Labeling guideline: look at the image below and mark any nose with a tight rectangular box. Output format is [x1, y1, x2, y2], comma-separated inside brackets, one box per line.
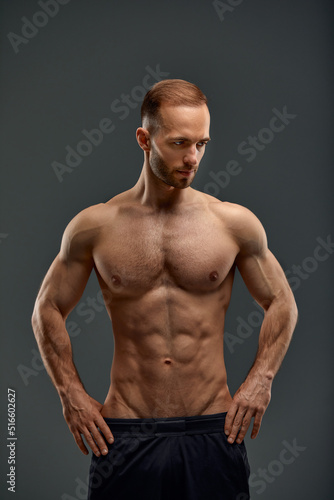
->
[183, 145, 198, 166]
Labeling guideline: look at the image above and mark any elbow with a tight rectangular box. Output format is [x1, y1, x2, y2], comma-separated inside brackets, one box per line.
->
[281, 290, 298, 327]
[31, 296, 50, 334]
[31, 299, 42, 334]
[290, 294, 298, 326]
[267, 290, 298, 326]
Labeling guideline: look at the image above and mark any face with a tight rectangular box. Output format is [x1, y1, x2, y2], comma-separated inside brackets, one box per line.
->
[148, 104, 210, 189]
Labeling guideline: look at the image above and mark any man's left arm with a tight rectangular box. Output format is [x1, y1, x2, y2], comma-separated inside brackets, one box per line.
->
[224, 207, 298, 444]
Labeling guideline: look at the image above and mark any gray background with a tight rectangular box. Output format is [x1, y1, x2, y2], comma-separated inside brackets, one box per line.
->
[1, 0, 333, 499]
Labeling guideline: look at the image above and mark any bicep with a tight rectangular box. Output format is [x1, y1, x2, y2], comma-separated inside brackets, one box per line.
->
[236, 248, 292, 310]
[36, 213, 96, 318]
[37, 253, 93, 318]
[226, 203, 294, 310]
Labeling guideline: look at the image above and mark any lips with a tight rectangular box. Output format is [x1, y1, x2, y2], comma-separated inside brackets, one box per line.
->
[177, 169, 195, 177]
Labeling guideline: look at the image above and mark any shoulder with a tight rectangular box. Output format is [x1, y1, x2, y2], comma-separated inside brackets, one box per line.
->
[64, 192, 131, 231]
[63, 203, 106, 239]
[200, 193, 268, 255]
[63, 188, 146, 240]
[60, 202, 114, 258]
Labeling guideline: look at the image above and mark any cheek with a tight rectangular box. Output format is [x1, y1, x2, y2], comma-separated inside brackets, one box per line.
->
[160, 148, 179, 164]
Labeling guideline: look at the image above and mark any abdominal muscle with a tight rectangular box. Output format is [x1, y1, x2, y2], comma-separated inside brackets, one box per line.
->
[100, 286, 233, 419]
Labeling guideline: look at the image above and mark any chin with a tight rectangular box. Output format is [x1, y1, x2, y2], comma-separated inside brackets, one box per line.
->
[176, 180, 193, 189]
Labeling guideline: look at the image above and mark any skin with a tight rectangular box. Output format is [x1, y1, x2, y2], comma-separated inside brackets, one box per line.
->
[31, 103, 298, 459]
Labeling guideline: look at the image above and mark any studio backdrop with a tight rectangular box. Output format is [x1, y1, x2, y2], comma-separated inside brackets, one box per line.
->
[0, 1, 333, 499]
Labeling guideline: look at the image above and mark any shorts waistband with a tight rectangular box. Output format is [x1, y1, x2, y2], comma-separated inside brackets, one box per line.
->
[103, 411, 227, 435]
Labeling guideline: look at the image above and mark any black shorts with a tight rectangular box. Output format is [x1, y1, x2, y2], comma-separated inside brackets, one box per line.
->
[88, 411, 250, 500]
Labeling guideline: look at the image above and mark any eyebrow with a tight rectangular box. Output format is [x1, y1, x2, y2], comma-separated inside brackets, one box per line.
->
[168, 136, 211, 142]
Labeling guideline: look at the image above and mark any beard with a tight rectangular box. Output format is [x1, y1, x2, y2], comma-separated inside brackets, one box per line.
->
[149, 146, 196, 189]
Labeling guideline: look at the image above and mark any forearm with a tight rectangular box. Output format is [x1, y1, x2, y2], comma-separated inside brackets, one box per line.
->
[248, 295, 298, 381]
[224, 295, 298, 443]
[31, 300, 86, 401]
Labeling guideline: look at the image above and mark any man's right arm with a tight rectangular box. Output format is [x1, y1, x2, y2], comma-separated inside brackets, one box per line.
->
[31, 207, 114, 457]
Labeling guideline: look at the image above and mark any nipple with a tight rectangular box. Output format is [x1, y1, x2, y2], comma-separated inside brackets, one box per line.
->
[111, 274, 121, 286]
[209, 271, 219, 281]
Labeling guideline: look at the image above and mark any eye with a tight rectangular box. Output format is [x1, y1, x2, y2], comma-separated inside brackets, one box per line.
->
[197, 142, 208, 148]
[174, 141, 184, 145]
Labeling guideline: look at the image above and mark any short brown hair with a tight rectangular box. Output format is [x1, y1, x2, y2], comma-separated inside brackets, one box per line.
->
[141, 79, 208, 134]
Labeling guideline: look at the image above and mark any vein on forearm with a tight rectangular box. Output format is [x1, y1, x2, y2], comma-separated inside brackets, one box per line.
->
[32, 300, 85, 396]
[249, 297, 297, 380]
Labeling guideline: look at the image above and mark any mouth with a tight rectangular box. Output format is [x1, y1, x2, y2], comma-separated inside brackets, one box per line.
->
[176, 169, 195, 177]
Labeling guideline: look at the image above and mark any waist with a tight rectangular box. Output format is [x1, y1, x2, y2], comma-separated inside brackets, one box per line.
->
[103, 411, 228, 436]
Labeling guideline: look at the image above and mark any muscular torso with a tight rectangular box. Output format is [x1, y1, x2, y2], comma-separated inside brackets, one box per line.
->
[91, 189, 240, 418]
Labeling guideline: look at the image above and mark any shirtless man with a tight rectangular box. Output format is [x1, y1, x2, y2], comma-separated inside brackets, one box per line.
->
[32, 79, 298, 500]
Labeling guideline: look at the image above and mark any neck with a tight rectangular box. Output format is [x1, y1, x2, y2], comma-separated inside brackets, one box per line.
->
[133, 159, 192, 210]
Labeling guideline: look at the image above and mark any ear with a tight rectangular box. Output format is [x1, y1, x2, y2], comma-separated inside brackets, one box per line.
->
[136, 127, 151, 152]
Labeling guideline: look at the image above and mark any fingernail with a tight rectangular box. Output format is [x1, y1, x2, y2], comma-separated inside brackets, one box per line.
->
[225, 430, 229, 435]
[96, 451, 100, 457]
[102, 448, 108, 454]
[228, 437, 234, 443]
[108, 437, 114, 443]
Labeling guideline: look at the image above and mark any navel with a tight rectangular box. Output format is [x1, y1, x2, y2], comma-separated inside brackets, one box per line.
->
[209, 271, 219, 282]
[164, 359, 172, 365]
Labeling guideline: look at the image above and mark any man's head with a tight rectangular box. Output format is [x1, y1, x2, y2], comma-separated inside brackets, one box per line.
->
[137, 79, 210, 189]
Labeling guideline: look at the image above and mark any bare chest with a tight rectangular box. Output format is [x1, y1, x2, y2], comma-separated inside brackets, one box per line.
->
[93, 210, 238, 295]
